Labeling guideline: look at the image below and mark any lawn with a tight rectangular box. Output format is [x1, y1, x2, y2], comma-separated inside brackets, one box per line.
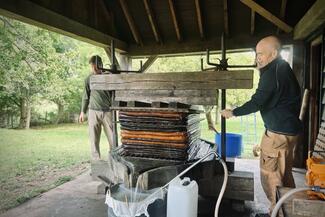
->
[0, 114, 264, 213]
[0, 123, 109, 213]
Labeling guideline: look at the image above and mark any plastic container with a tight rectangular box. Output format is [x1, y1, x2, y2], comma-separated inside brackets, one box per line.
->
[167, 177, 198, 217]
[215, 133, 243, 157]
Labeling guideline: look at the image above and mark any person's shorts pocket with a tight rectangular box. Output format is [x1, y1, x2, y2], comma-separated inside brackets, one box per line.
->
[260, 150, 279, 172]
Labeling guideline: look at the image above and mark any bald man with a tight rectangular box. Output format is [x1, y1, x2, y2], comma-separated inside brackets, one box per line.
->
[221, 36, 302, 215]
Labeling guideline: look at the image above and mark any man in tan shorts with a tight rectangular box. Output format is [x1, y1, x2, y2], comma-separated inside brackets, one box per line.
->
[221, 36, 302, 216]
[79, 55, 115, 161]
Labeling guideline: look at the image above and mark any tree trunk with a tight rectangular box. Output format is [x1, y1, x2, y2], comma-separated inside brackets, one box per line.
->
[19, 97, 31, 129]
[55, 102, 64, 124]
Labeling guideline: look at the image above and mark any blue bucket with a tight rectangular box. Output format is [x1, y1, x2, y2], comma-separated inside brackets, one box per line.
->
[215, 133, 243, 157]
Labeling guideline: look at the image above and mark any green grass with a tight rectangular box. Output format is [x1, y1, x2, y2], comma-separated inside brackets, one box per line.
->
[0, 123, 110, 213]
[0, 116, 264, 213]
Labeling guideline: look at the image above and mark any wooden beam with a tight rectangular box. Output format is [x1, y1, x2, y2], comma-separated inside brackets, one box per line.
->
[90, 70, 254, 91]
[223, 0, 229, 36]
[142, 55, 158, 73]
[0, 0, 127, 51]
[127, 34, 295, 56]
[250, 9, 255, 35]
[195, 0, 204, 39]
[168, 0, 182, 41]
[294, 0, 325, 40]
[277, 0, 288, 34]
[143, 0, 161, 43]
[119, 0, 142, 45]
[240, 0, 293, 33]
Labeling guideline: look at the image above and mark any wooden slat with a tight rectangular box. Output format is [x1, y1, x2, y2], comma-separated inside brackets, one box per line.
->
[250, 9, 255, 35]
[276, 0, 288, 34]
[110, 107, 197, 113]
[168, 0, 182, 41]
[119, 0, 142, 45]
[143, 0, 161, 43]
[92, 80, 253, 91]
[115, 96, 216, 105]
[240, 0, 293, 33]
[294, 0, 325, 40]
[223, 0, 229, 36]
[116, 90, 216, 97]
[195, 0, 204, 39]
[316, 139, 325, 147]
[317, 134, 325, 143]
[318, 127, 325, 136]
[115, 90, 216, 105]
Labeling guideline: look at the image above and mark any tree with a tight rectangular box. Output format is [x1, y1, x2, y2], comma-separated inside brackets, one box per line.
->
[42, 34, 82, 124]
[0, 17, 57, 128]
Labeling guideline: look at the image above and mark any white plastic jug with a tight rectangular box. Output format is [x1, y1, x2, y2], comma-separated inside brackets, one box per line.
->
[166, 177, 198, 217]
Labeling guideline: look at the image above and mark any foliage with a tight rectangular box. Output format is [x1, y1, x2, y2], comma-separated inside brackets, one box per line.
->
[0, 16, 107, 127]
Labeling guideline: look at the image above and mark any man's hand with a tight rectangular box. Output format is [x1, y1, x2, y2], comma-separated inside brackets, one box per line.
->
[220, 109, 234, 119]
[79, 112, 85, 123]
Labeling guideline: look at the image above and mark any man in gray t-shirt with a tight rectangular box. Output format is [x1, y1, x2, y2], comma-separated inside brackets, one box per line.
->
[79, 55, 115, 160]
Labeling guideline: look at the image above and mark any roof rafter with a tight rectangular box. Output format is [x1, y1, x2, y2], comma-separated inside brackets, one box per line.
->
[168, 0, 182, 41]
[119, 0, 142, 45]
[240, 0, 293, 33]
[277, 0, 288, 34]
[195, 0, 204, 39]
[143, 0, 161, 43]
[250, 9, 255, 35]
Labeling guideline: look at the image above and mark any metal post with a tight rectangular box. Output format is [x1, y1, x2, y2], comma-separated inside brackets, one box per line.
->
[110, 40, 117, 73]
[112, 91, 118, 148]
[221, 33, 227, 161]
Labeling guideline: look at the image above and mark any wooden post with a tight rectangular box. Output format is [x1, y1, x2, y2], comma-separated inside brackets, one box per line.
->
[112, 54, 132, 147]
[292, 42, 306, 168]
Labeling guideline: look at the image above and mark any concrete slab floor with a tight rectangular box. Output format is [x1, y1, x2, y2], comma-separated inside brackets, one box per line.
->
[0, 159, 306, 217]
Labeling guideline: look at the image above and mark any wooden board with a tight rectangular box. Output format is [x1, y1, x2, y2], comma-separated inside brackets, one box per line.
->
[277, 187, 325, 217]
[90, 70, 252, 105]
[90, 70, 254, 91]
[110, 107, 203, 113]
[115, 89, 216, 105]
[293, 198, 325, 217]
